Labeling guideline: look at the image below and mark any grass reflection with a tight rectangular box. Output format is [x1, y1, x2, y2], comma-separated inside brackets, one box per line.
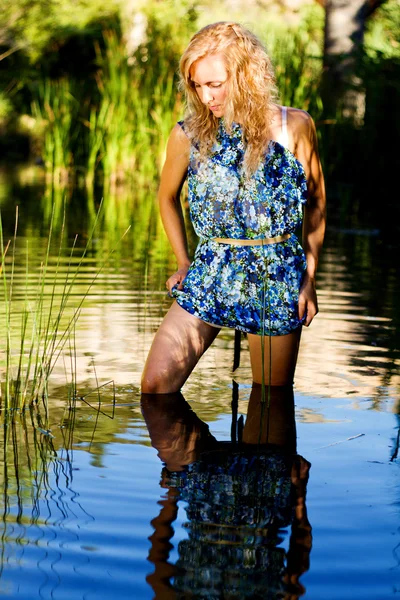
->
[0, 403, 95, 590]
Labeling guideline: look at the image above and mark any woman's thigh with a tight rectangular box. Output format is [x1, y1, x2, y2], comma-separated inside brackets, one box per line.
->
[141, 302, 220, 394]
[247, 327, 302, 386]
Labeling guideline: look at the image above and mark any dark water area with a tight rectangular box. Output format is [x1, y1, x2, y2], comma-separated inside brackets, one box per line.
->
[0, 166, 399, 599]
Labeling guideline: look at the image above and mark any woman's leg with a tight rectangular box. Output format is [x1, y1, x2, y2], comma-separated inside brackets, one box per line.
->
[141, 302, 220, 394]
[247, 327, 302, 387]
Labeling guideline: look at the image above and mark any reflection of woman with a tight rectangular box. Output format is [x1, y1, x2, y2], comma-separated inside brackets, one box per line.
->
[142, 387, 312, 599]
[141, 21, 326, 394]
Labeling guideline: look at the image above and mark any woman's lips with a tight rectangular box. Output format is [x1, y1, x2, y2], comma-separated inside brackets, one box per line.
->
[209, 105, 221, 111]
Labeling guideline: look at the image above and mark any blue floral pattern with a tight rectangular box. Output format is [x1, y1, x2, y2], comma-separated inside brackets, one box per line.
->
[172, 119, 308, 335]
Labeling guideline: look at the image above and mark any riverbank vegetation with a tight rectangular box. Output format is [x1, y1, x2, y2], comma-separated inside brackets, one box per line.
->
[0, 0, 399, 232]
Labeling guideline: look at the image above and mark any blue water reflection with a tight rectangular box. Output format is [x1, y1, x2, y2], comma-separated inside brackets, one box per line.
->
[0, 385, 399, 599]
[0, 414, 159, 599]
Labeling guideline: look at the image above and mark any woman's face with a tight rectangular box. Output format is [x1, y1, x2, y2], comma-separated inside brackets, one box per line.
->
[190, 53, 228, 117]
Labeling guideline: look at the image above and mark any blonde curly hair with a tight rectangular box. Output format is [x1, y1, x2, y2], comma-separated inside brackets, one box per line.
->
[179, 22, 278, 175]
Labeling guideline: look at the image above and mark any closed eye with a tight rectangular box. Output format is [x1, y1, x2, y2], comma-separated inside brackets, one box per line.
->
[192, 82, 224, 88]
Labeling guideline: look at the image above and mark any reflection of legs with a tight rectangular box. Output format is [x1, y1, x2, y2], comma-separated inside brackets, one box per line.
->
[242, 383, 297, 452]
[141, 302, 220, 394]
[146, 486, 181, 600]
[247, 327, 302, 387]
[141, 392, 218, 470]
[286, 455, 312, 596]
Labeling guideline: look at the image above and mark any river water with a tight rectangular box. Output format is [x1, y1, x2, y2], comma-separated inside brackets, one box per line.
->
[0, 167, 399, 599]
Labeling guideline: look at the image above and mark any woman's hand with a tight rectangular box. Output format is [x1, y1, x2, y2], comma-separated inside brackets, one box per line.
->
[298, 274, 318, 327]
[166, 266, 189, 295]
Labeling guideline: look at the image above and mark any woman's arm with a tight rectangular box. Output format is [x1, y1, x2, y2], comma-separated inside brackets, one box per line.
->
[158, 124, 191, 292]
[293, 110, 327, 326]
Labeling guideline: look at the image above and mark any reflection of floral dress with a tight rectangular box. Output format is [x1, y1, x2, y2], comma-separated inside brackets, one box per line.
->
[172, 119, 308, 335]
[166, 451, 293, 599]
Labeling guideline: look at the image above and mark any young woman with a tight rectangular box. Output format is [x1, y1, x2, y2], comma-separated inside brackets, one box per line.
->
[141, 21, 326, 394]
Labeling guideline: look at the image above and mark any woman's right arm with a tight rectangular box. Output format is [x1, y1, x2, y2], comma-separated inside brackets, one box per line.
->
[158, 124, 191, 293]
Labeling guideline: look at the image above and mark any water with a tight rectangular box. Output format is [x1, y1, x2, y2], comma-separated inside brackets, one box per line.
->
[0, 169, 399, 599]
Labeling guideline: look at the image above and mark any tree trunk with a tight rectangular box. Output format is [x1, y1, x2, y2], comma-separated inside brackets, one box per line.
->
[323, 0, 370, 123]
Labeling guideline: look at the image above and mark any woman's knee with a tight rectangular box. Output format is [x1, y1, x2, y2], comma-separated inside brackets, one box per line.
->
[140, 377, 179, 395]
[141, 366, 180, 395]
[141, 305, 219, 394]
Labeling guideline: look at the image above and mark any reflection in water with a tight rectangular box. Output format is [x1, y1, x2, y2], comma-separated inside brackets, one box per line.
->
[0, 170, 398, 597]
[142, 386, 312, 599]
[0, 166, 400, 600]
[0, 408, 93, 595]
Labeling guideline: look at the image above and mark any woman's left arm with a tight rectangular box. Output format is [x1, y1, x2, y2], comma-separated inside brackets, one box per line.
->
[295, 110, 326, 327]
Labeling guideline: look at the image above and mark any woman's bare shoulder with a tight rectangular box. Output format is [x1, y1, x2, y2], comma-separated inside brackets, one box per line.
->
[287, 107, 315, 137]
[170, 122, 191, 143]
[166, 123, 191, 159]
[285, 108, 321, 181]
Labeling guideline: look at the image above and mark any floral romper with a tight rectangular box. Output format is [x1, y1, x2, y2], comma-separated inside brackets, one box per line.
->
[171, 110, 308, 336]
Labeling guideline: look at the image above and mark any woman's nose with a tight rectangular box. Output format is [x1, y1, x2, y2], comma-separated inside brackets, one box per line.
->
[201, 87, 214, 104]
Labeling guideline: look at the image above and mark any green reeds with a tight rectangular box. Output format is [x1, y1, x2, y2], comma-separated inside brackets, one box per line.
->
[95, 31, 138, 189]
[83, 100, 111, 189]
[151, 73, 183, 173]
[31, 79, 78, 185]
[26, 23, 323, 202]
[0, 205, 71, 410]
[0, 202, 126, 413]
[85, 30, 182, 192]
[266, 27, 323, 116]
[258, 242, 272, 447]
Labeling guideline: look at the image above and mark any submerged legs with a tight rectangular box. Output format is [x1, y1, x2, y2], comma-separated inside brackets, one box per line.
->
[142, 300, 302, 393]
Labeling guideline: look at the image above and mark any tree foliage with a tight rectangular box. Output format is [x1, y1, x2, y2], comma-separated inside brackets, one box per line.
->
[364, 0, 400, 59]
[0, 0, 120, 62]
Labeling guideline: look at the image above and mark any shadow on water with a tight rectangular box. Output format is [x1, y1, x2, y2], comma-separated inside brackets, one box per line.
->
[142, 384, 312, 600]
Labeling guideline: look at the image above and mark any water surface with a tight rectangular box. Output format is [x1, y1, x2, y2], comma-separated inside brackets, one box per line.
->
[0, 171, 399, 599]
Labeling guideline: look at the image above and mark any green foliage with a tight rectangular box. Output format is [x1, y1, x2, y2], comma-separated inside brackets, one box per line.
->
[364, 0, 400, 60]
[30, 79, 78, 182]
[138, 0, 198, 62]
[82, 29, 183, 190]
[0, 1, 326, 186]
[0, 0, 398, 222]
[267, 28, 323, 118]
[0, 92, 13, 123]
[0, 0, 120, 62]
[24, 14, 324, 189]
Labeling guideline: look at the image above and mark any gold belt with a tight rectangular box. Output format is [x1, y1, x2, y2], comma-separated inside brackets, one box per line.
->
[212, 233, 291, 246]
